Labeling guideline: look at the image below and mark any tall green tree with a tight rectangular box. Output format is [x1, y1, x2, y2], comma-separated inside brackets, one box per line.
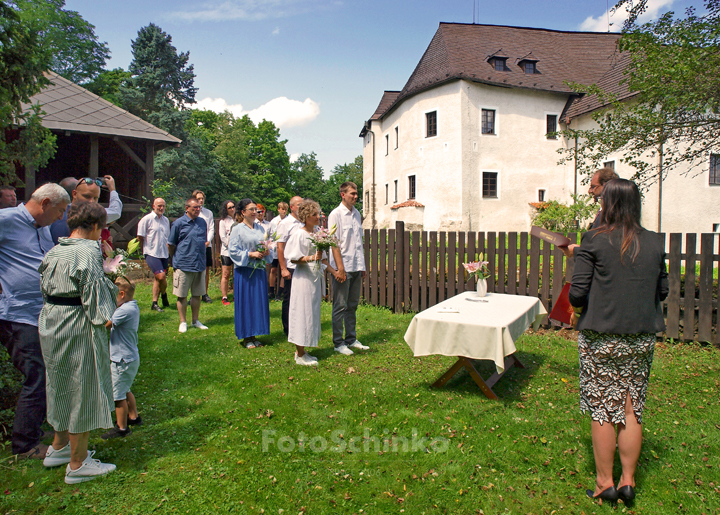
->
[84, 68, 131, 106]
[324, 156, 363, 212]
[0, 0, 56, 185]
[291, 152, 326, 208]
[15, 0, 109, 84]
[559, 0, 720, 186]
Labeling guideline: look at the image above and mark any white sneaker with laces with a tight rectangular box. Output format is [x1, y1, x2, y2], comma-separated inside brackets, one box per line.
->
[334, 344, 354, 355]
[295, 352, 318, 366]
[64, 455, 116, 484]
[349, 340, 369, 350]
[44, 444, 93, 468]
[305, 352, 318, 362]
[192, 320, 209, 330]
[179, 322, 187, 333]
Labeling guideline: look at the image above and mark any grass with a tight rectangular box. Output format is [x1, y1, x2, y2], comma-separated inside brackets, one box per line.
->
[1, 281, 719, 514]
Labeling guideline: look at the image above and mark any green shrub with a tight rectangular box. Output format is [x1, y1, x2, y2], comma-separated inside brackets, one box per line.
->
[532, 194, 599, 233]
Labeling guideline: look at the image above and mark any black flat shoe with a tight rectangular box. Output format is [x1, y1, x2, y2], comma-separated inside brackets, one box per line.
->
[618, 485, 635, 503]
[586, 486, 619, 502]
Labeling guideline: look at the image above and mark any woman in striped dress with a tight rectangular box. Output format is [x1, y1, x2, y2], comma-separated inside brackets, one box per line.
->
[38, 202, 119, 484]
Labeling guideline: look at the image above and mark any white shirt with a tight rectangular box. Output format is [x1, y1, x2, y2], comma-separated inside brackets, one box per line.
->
[198, 207, 215, 243]
[258, 219, 272, 235]
[328, 202, 365, 272]
[269, 215, 285, 259]
[106, 191, 123, 223]
[277, 213, 304, 270]
[218, 216, 233, 257]
[137, 212, 170, 258]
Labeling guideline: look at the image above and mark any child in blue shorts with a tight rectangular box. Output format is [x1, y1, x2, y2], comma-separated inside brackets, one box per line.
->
[102, 278, 142, 439]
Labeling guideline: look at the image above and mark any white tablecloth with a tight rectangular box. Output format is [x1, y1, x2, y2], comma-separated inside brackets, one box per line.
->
[404, 292, 547, 373]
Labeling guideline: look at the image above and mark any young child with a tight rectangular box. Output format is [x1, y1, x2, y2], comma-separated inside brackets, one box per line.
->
[102, 277, 142, 439]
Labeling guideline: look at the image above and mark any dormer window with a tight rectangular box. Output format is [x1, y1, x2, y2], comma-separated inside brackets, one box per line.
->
[487, 51, 509, 72]
[517, 53, 539, 75]
[524, 61, 536, 74]
[493, 58, 507, 71]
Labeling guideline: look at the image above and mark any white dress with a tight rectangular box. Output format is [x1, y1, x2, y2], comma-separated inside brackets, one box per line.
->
[284, 229, 324, 347]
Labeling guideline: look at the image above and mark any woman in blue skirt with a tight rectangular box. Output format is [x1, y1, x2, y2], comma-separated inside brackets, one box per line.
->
[228, 198, 272, 348]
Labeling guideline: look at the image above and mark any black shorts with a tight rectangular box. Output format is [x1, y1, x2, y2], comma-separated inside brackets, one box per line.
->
[145, 255, 169, 275]
[205, 247, 213, 267]
[271, 259, 279, 268]
[220, 255, 233, 267]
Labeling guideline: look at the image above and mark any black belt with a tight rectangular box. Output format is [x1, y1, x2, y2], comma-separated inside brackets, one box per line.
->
[46, 295, 82, 306]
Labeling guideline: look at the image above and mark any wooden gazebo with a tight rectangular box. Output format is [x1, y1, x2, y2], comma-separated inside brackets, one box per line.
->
[17, 71, 182, 242]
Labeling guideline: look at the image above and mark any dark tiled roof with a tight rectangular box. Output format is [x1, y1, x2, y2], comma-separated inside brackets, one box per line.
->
[371, 91, 402, 121]
[372, 23, 625, 122]
[22, 72, 182, 145]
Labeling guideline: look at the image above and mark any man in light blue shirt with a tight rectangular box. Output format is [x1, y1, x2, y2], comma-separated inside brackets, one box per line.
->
[0, 183, 69, 459]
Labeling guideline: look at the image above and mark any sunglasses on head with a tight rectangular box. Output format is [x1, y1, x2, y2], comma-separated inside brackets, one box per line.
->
[80, 177, 103, 187]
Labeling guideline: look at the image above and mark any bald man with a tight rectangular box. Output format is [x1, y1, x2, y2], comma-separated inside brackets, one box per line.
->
[49, 176, 123, 244]
[276, 196, 304, 335]
[137, 198, 171, 311]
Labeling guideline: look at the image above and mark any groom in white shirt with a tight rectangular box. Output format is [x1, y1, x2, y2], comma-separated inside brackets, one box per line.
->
[328, 182, 368, 355]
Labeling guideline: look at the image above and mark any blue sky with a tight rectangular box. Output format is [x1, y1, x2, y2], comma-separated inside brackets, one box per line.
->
[64, 0, 697, 175]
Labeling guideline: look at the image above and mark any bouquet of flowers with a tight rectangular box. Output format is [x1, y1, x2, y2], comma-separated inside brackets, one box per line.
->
[462, 253, 490, 280]
[257, 231, 279, 254]
[308, 224, 339, 253]
[102, 239, 141, 281]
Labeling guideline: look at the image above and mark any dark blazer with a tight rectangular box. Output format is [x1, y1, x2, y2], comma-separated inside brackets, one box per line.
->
[569, 228, 668, 334]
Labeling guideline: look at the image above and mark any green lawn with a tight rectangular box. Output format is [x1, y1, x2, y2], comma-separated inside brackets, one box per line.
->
[1, 281, 719, 514]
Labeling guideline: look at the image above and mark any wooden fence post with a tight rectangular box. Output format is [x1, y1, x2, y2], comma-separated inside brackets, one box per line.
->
[395, 221, 405, 313]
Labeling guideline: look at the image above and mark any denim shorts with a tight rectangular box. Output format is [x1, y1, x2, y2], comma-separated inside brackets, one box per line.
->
[111, 359, 140, 401]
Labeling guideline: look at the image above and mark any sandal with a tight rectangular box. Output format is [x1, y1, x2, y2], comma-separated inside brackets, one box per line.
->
[243, 340, 256, 349]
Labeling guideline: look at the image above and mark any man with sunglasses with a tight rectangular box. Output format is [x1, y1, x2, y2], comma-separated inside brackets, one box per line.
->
[168, 198, 210, 333]
[49, 175, 123, 245]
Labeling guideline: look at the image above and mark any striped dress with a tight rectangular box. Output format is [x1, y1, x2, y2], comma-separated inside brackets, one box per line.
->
[38, 238, 119, 433]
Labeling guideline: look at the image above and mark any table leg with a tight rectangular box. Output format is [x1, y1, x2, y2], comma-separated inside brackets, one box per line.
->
[430, 354, 523, 400]
[461, 358, 499, 400]
[430, 358, 465, 388]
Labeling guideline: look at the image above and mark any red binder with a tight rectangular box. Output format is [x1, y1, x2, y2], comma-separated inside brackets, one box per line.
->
[549, 283, 574, 325]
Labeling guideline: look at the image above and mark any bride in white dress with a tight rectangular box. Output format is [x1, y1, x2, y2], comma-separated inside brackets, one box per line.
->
[284, 200, 344, 365]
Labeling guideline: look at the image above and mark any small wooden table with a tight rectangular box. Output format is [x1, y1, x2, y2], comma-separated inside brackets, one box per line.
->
[404, 292, 546, 399]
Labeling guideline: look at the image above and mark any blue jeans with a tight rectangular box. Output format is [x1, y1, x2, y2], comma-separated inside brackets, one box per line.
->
[0, 320, 46, 454]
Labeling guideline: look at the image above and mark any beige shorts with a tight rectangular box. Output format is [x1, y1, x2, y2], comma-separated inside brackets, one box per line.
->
[173, 270, 206, 298]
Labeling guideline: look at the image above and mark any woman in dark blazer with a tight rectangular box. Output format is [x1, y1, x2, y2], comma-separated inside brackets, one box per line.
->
[569, 179, 668, 505]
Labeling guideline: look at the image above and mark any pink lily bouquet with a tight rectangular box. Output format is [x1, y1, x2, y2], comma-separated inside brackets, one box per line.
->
[462, 253, 490, 280]
[309, 224, 339, 253]
[257, 231, 279, 254]
[102, 239, 141, 281]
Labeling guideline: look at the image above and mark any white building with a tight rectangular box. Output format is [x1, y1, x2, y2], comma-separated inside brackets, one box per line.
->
[360, 23, 720, 234]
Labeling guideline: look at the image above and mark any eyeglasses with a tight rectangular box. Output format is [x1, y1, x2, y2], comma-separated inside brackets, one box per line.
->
[245, 207, 257, 212]
[227, 206, 236, 210]
[80, 177, 103, 187]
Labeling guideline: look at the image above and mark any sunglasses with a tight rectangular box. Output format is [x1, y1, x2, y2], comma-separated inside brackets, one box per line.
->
[80, 177, 103, 187]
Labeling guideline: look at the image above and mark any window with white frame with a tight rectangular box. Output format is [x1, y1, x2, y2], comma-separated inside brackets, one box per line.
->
[408, 175, 416, 200]
[482, 172, 498, 198]
[546, 115, 558, 139]
[538, 189, 546, 202]
[710, 154, 720, 185]
[426, 111, 437, 138]
[481, 109, 496, 134]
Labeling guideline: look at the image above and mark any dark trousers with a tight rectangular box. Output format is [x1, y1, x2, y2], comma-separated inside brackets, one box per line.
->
[331, 271, 363, 348]
[0, 320, 46, 454]
[281, 270, 294, 335]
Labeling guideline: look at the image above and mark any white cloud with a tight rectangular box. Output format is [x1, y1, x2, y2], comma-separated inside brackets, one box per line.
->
[195, 96, 320, 129]
[172, 0, 335, 22]
[246, 97, 320, 128]
[579, 0, 676, 32]
[289, 153, 300, 163]
[195, 97, 245, 118]
[272, 26, 280, 35]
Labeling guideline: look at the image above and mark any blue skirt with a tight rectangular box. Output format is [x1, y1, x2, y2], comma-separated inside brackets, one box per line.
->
[234, 266, 270, 340]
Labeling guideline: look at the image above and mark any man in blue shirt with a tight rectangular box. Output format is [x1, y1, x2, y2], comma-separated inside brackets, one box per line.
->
[168, 198, 210, 333]
[0, 183, 70, 459]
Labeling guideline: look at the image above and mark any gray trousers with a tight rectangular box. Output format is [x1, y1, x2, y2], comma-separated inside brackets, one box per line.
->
[331, 271, 363, 348]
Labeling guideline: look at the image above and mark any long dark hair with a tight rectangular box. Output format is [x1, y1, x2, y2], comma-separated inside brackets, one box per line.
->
[219, 199, 236, 220]
[237, 198, 254, 223]
[595, 178, 642, 262]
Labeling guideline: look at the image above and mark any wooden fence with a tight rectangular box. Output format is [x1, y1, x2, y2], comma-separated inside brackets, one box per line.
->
[356, 222, 719, 344]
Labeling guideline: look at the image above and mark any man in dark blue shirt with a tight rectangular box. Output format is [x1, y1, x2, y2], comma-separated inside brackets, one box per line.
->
[168, 198, 209, 333]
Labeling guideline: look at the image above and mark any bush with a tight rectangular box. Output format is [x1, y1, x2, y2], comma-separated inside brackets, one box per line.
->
[0, 350, 22, 435]
[532, 194, 599, 233]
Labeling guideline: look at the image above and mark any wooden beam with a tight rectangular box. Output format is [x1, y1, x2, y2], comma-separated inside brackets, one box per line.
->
[25, 164, 36, 201]
[114, 138, 147, 172]
[89, 134, 99, 178]
[145, 141, 154, 200]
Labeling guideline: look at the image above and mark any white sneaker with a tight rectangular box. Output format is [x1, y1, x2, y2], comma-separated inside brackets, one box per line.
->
[334, 344, 354, 355]
[64, 455, 116, 484]
[349, 340, 369, 350]
[179, 322, 187, 333]
[192, 320, 209, 330]
[43, 443, 93, 468]
[305, 352, 318, 362]
[294, 352, 318, 366]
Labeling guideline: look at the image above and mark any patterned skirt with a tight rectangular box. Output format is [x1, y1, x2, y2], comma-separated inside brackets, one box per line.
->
[578, 330, 655, 426]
